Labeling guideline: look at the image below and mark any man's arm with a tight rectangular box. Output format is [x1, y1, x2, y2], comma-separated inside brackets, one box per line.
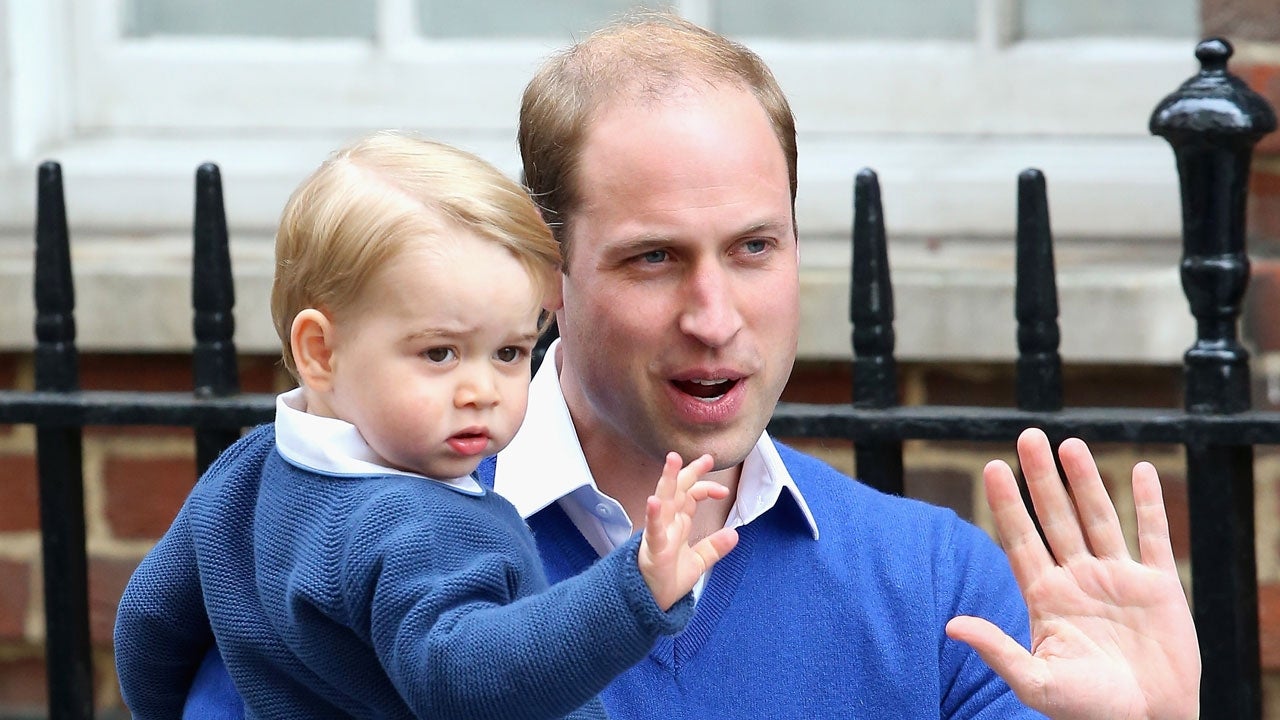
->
[946, 428, 1200, 720]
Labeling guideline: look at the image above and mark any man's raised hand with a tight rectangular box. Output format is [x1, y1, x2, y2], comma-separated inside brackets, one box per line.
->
[946, 428, 1200, 720]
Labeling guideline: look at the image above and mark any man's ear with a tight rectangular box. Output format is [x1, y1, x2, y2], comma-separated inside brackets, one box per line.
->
[545, 271, 564, 313]
[291, 309, 337, 392]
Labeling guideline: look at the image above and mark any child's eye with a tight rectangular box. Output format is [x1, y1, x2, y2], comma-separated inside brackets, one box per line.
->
[495, 346, 525, 363]
[423, 347, 455, 363]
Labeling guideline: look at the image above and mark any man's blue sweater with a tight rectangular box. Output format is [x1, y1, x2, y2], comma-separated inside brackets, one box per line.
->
[476, 443, 1043, 718]
[114, 424, 692, 719]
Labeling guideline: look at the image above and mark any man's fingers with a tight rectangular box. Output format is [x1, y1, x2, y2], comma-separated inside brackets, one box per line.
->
[945, 616, 1045, 709]
[1018, 428, 1088, 561]
[1058, 437, 1128, 559]
[984, 457, 1051, 590]
[1132, 461, 1178, 574]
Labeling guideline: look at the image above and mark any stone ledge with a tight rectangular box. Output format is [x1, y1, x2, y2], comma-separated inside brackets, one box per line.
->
[0, 233, 1193, 364]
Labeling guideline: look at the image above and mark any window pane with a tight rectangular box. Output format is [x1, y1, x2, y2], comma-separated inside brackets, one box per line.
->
[1021, 0, 1198, 39]
[716, 0, 975, 40]
[122, 0, 376, 39]
[417, 0, 636, 39]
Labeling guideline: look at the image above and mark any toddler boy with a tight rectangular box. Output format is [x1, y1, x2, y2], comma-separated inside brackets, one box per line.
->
[113, 131, 738, 719]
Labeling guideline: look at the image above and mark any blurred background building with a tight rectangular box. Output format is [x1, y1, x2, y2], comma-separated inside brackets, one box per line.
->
[1, 1, 1279, 717]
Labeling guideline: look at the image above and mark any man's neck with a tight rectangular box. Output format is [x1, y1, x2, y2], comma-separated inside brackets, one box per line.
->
[580, 433, 743, 539]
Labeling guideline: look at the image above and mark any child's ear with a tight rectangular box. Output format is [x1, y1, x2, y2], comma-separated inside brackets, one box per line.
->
[291, 309, 337, 392]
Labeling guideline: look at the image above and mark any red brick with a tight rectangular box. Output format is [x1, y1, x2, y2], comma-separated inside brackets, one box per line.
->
[905, 467, 976, 522]
[0, 354, 25, 441]
[102, 455, 196, 539]
[81, 354, 197, 392]
[89, 556, 140, 647]
[0, 652, 47, 712]
[0, 559, 30, 641]
[0, 454, 39, 532]
[0, 354, 19, 390]
[1160, 471, 1191, 562]
[919, 364, 1182, 409]
[1250, 166, 1280, 249]
[782, 361, 853, 403]
[1262, 583, 1280, 670]
[1235, 63, 1280, 154]
[1246, 258, 1280, 352]
[239, 354, 288, 393]
[81, 352, 283, 393]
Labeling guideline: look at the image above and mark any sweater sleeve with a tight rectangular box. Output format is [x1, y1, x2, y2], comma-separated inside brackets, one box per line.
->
[346, 494, 692, 720]
[114, 501, 214, 720]
[936, 516, 1047, 719]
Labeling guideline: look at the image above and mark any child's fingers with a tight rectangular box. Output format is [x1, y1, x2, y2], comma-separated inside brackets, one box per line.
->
[655, 452, 683, 503]
[685, 479, 731, 503]
[690, 528, 739, 570]
[643, 495, 671, 556]
[674, 454, 714, 495]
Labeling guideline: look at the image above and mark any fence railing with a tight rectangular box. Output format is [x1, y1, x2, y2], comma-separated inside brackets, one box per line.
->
[0, 37, 1274, 720]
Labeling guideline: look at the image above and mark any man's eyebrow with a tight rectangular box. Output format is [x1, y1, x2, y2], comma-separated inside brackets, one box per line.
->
[737, 219, 791, 236]
[609, 219, 790, 253]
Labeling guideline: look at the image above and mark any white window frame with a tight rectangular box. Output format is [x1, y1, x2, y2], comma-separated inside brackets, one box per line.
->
[2, 0, 1199, 238]
[0, 0, 1205, 361]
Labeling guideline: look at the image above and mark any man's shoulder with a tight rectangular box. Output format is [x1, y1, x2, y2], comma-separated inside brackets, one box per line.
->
[771, 439, 992, 551]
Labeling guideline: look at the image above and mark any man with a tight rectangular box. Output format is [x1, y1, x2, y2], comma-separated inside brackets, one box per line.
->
[182, 11, 1198, 719]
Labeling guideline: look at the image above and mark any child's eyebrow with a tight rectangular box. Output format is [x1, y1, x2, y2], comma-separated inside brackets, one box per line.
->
[402, 327, 452, 342]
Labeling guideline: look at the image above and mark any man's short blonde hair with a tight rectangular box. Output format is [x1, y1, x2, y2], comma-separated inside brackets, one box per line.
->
[518, 10, 797, 264]
[270, 131, 560, 379]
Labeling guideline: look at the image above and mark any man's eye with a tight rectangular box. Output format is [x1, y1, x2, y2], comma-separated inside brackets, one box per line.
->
[742, 239, 769, 254]
[495, 346, 524, 363]
[640, 249, 668, 264]
[424, 347, 455, 363]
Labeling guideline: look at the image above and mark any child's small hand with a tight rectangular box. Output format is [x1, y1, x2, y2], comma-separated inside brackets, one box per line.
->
[637, 452, 740, 611]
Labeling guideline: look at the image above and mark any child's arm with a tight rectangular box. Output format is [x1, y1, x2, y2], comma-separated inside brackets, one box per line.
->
[636, 452, 740, 610]
[113, 503, 214, 720]
[353, 454, 737, 720]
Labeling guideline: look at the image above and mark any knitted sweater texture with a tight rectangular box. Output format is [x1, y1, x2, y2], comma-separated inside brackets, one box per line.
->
[114, 424, 692, 719]
[475, 442, 1045, 719]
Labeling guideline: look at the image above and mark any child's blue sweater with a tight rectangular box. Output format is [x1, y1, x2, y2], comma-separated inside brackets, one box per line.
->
[114, 424, 692, 719]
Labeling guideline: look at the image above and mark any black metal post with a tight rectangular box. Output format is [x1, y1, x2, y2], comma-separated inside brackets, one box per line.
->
[851, 169, 904, 495]
[192, 163, 242, 475]
[1014, 169, 1063, 412]
[1150, 37, 1276, 719]
[33, 161, 94, 720]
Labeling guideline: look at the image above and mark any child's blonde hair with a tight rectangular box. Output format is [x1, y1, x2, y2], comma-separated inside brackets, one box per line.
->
[270, 131, 560, 379]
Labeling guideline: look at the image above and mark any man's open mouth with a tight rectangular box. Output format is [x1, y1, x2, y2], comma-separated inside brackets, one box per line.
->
[672, 378, 739, 401]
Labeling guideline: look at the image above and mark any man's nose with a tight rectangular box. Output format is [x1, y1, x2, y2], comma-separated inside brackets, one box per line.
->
[678, 262, 743, 348]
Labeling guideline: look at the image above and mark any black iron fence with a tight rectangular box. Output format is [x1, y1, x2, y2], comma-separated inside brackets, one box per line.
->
[0, 37, 1274, 720]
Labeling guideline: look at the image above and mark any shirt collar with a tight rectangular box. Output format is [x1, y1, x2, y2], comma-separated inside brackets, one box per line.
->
[494, 341, 598, 516]
[494, 340, 819, 540]
[274, 387, 481, 493]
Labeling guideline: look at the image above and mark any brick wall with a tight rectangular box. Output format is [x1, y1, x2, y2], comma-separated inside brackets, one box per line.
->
[3, 351, 1276, 716]
[1208, 0, 1280, 713]
[0, 353, 284, 717]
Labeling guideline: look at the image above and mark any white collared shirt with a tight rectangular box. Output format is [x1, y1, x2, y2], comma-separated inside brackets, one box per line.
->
[494, 340, 819, 563]
[274, 388, 481, 493]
